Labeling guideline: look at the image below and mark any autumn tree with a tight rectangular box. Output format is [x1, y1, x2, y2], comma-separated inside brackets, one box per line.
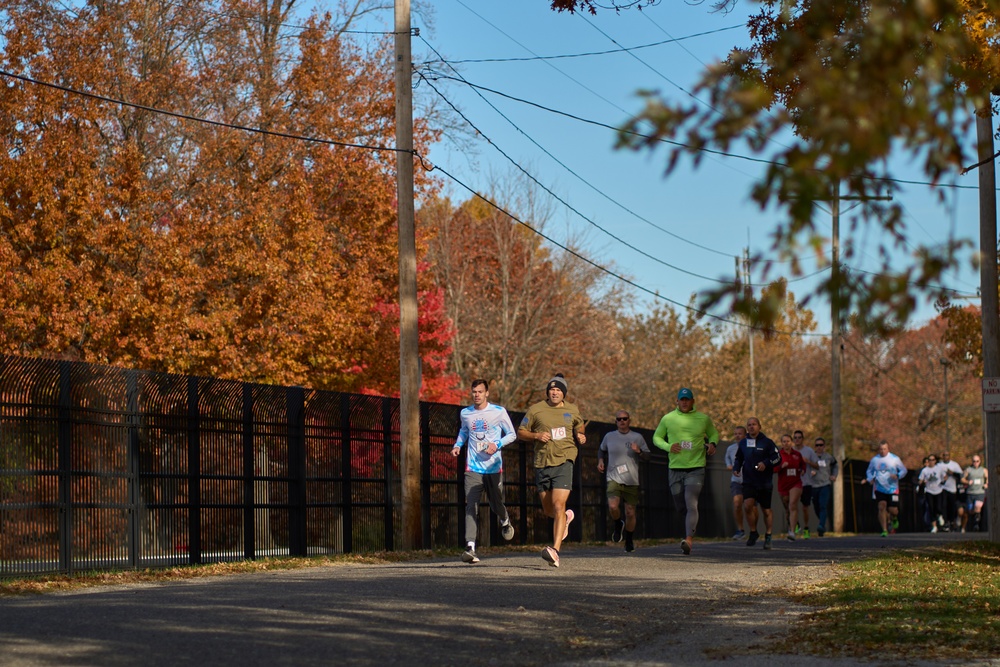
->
[421, 176, 624, 413]
[607, 302, 716, 429]
[841, 318, 981, 467]
[546, 0, 1000, 332]
[0, 0, 458, 398]
[705, 280, 829, 439]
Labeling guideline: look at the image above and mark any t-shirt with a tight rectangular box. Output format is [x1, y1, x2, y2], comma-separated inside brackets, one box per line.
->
[918, 465, 944, 495]
[454, 403, 517, 475]
[651, 408, 720, 470]
[940, 460, 963, 493]
[812, 452, 838, 487]
[725, 443, 741, 483]
[796, 445, 818, 487]
[599, 429, 650, 486]
[964, 466, 987, 497]
[520, 400, 585, 469]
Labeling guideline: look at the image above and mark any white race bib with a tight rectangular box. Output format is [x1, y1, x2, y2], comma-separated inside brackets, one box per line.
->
[551, 426, 567, 440]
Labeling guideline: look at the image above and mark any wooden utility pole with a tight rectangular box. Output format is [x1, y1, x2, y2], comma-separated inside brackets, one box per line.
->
[395, 0, 422, 550]
[976, 109, 1000, 542]
[831, 187, 845, 532]
[743, 248, 757, 414]
[812, 184, 889, 532]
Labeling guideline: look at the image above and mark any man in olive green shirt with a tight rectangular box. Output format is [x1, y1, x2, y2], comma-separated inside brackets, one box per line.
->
[518, 373, 586, 568]
[652, 387, 720, 555]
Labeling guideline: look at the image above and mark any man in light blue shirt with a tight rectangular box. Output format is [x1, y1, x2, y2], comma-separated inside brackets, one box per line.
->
[452, 379, 517, 564]
[864, 440, 908, 537]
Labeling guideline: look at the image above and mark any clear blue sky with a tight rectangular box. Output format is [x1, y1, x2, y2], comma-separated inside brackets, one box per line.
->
[331, 0, 988, 334]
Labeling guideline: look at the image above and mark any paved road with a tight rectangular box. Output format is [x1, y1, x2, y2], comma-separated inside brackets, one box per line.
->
[0, 532, 993, 667]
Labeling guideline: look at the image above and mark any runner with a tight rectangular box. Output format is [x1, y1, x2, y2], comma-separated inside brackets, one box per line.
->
[777, 434, 806, 541]
[452, 379, 518, 564]
[863, 440, 908, 537]
[725, 425, 749, 540]
[652, 387, 720, 555]
[518, 373, 586, 568]
[597, 410, 650, 552]
[961, 454, 989, 532]
[733, 417, 781, 550]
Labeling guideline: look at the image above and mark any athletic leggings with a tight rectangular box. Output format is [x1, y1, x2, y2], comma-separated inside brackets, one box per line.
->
[668, 467, 706, 538]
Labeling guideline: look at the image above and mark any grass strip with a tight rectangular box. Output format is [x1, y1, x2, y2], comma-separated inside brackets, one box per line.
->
[784, 539, 1000, 661]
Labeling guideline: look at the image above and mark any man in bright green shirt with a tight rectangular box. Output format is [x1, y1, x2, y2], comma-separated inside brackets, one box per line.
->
[652, 387, 720, 555]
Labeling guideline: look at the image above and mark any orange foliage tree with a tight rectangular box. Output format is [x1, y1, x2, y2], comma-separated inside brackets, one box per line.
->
[421, 182, 625, 415]
[0, 0, 459, 400]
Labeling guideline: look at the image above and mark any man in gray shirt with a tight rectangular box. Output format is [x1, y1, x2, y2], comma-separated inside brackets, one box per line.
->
[597, 410, 651, 552]
[810, 437, 838, 536]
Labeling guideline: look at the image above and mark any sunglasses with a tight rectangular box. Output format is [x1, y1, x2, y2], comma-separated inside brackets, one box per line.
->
[616, 417, 630, 422]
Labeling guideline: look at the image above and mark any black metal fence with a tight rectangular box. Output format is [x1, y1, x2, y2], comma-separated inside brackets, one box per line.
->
[1, 354, 917, 578]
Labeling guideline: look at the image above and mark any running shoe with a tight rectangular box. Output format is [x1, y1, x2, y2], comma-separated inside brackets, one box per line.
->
[880, 530, 889, 537]
[763, 534, 772, 550]
[802, 529, 810, 539]
[891, 517, 900, 531]
[680, 539, 691, 555]
[541, 546, 560, 567]
[817, 529, 825, 537]
[462, 547, 480, 564]
[732, 530, 745, 540]
[794, 524, 802, 536]
[625, 534, 635, 553]
[746, 531, 759, 547]
[930, 525, 938, 533]
[563, 509, 575, 541]
[612, 518, 625, 543]
[501, 520, 514, 541]
[786, 531, 796, 541]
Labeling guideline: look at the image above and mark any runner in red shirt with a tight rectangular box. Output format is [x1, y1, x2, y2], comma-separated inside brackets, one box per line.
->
[776, 434, 805, 541]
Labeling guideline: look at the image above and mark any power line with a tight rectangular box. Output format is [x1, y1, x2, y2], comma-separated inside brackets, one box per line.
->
[417, 71, 743, 285]
[431, 72, 997, 195]
[418, 24, 744, 64]
[418, 35, 737, 259]
[431, 162, 829, 338]
[0, 64, 831, 337]
[0, 69, 399, 154]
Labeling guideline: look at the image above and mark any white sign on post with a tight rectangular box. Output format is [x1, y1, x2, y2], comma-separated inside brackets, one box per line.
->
[983, 378, 1000, 412]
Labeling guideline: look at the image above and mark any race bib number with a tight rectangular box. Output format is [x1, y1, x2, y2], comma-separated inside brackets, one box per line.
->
[616, 464, 629, 475]
[891, 494, 899, 503]
[475, 441, 488, 452]
[972, 479, 983, 487]
[786, 469, 797, 476]
[679, 441, 693, 450]
[818, 460, 827, 467]
[551, 426, 567, 440]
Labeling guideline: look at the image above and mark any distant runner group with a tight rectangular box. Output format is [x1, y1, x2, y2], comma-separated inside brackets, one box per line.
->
[450, 376, 986, 566]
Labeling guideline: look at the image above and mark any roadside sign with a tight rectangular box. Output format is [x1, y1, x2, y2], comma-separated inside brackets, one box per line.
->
[984, 378, 1000, 412]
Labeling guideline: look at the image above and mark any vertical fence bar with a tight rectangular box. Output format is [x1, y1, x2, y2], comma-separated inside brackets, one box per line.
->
[126, 370, 140, 569]
[382, 396, 394, 551]
[518, 439, 528, 544]
[58, 361, 73, 575]
[287, 386, 306, 557]
[187, 377, 201, 564]
[242, 383, 255, 560]
[340, 393, 353, 553]
[420, 402, 431, 548]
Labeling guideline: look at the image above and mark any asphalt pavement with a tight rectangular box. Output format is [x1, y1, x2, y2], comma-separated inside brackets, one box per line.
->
[0, 531, 994, 667]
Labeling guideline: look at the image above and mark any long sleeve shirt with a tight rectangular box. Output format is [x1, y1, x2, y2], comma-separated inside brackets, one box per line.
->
[651, 408, 720, 470]
[732, 433, 781, 487]
[454, 403, 517, 474]
[866, 453, 907, 494]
